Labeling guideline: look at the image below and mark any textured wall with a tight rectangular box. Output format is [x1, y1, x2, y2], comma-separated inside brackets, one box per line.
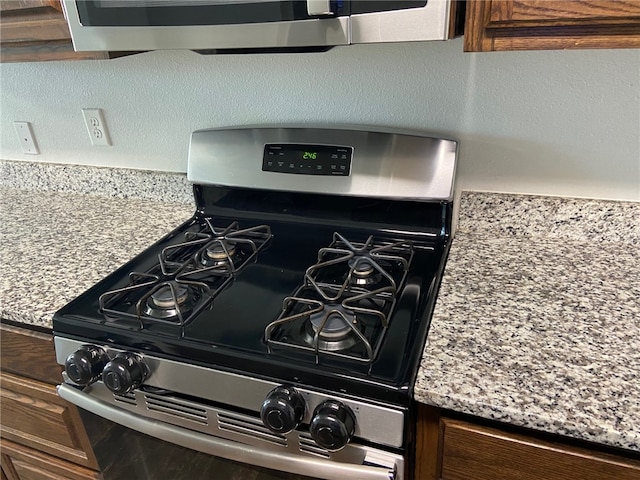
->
[1, 38, 638, 200]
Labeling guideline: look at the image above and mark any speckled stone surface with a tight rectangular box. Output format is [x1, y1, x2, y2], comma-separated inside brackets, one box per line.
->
[0, 188, 193, 328]
[0, 160, 193, 204]
[415, 191, 640, 452]
[455, 192, 640, 243]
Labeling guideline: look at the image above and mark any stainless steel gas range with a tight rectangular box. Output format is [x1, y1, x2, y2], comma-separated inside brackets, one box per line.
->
[53, 126, 457, 480]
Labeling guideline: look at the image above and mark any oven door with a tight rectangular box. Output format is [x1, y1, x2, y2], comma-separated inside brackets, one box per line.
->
[61, 0, 349, 51]
[58, 384, 402, 480]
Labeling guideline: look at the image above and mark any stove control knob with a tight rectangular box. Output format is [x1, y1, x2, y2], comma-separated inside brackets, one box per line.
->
[260, 386, 305, 434]
[310, 400, 356, 451]
[64, 345, 109, 386]
[102, 352, 148, 395]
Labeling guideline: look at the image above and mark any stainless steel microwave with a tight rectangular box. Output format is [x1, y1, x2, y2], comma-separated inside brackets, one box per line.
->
[61, 0, 459, 52]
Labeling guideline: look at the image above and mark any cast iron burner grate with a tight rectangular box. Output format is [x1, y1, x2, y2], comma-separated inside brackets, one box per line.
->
[264, 233, 412, 365]
[98, 220, 271, 330]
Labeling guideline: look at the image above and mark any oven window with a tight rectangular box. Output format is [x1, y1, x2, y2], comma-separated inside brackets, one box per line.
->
[79, 409, 319, 480]
[76, 0, 330, 26]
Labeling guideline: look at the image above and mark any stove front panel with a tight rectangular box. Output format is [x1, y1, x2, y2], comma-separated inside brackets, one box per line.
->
[54, 336, 406, 449]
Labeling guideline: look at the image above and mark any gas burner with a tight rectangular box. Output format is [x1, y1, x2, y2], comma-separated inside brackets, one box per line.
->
[306, 233, 412, 301]
[347, 257, 382, 286]
[159, 219, 272, 278]
[143, 284, 193, 319]
[198, 239, 242, 269]
[98, 272, 208, 327]
[349, 257, 374, 276]
[303, 304, 359, 351]
[309, 304, 354, 338]
[151, 284, 189, 308]
[206, 241, 236, 260]
[186, 220, 271, 276]
[265, 283, 395, 364]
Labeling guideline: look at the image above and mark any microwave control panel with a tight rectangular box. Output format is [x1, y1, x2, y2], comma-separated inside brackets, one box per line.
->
[262, 144, 352, 176]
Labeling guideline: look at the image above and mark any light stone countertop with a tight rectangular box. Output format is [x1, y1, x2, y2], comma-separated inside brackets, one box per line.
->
[415, 192, 640, 453]
[0, 160, 194, 328]
[0, 188, 193, 327]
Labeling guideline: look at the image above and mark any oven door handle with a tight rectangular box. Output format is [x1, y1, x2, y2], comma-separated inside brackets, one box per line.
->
[58, 384, 397, 480]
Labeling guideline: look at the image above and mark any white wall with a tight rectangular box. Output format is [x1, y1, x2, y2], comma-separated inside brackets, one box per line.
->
[1, 38, 639, 201]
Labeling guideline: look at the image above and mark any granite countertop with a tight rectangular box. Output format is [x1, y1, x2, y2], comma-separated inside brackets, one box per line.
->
[0, 161, 194, 327]
[415, 192, 640, 453]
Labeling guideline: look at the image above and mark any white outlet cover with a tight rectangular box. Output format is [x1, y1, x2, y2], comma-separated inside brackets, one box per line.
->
[14, 121, 39, 154]
[81, 108, 111, 146]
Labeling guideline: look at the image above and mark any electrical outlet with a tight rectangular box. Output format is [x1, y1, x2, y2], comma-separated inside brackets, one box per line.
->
[14, 122, 39, 154]
[82, 108, 111, 146]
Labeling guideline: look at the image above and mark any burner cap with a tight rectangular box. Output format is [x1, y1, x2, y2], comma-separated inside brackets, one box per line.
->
[150, 284, 189, 309]
[346, 257, 383, 287]
[348, 257, 375, 277]
[309, 305, 353, 339]
[205, 241, 236, 260]
[144, 284, 196, 321]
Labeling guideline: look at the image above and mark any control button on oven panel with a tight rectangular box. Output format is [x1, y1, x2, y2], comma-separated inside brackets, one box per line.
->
[262, 144, 352, 176]
[309, 400, 356, 451]
[260, 386, 305, 434]
[64, 344, 109, 386]
[102, 352, 149, 395]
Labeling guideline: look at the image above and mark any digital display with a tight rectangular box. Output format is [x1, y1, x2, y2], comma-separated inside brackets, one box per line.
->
[262, 144, 352, 176]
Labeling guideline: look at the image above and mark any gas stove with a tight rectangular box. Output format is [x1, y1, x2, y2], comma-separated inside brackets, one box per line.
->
[53, 126, 456, 480]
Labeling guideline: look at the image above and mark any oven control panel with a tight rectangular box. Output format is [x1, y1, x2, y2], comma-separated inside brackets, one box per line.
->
[262, 144, 352, 176]
[55, 337, 405, 450]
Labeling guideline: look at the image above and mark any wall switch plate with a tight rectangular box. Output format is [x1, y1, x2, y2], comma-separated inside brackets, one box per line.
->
[82, 108, 111, 146]
[14, 121, 39, 154]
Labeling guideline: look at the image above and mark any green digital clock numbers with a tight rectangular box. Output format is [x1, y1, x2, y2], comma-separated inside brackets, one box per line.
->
[302, 151, 317, 160]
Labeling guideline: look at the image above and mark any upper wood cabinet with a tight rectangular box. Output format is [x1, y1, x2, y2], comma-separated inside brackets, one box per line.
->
[464, 0, 640, 51]
[0, 0, 108, 62]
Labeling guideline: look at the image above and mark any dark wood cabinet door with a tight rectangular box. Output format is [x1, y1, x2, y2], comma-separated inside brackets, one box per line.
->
[465, 0, 640, 51]
[0, 0, 108, 62]
[414, 405, 640, 480]
[0, 323, 99, 473]
[439, 418, 640, 480]
[0, 372, 99, 470]
[0, 440, 100, 480]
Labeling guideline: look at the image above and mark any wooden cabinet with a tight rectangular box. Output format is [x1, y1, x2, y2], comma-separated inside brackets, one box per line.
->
[415, 405, 640, 480]
[464, 0, 640, 51]
[0, 0, 108, 62]
[0, 323, 100, 479]
[1, 440, 99, 480]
